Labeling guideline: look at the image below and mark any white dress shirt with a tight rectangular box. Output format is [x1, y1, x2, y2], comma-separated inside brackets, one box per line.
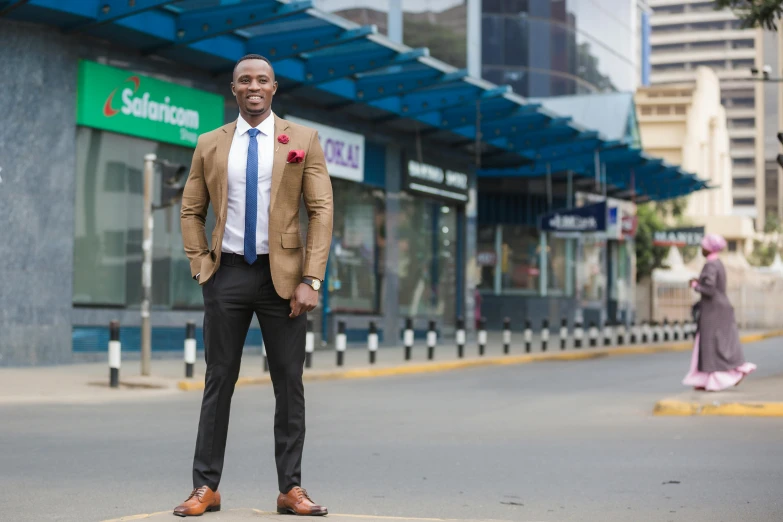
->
[222, 113, 275, 256]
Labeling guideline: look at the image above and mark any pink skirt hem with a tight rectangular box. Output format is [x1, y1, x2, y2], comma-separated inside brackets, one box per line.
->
[682, 334, 756, 392]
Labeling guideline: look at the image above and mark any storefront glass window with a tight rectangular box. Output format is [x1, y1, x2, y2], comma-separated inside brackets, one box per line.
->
[476, 225, 497, 291]
[500, 225, 541, 293]
[398, 194, 458, 327]
[578, 235, 607, 304]
[74, 127, 211, 309]
[546, 236, 569, 294]
[327, 179, 385, 313]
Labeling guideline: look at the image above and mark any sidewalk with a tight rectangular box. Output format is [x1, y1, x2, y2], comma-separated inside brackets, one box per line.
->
[2, 330, 781, 405]
[103, 509, 511, 522]
[654, 373, 783, 417]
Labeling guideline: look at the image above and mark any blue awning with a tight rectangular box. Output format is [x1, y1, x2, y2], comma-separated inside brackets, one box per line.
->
[1, 0, 708, 201]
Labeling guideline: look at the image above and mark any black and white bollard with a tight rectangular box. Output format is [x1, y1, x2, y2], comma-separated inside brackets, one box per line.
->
[368, 321, 379, 365]
[478, 317, 487, 356]
[305, 319, 314, 369]
[603, 320, 613, 347]
[673, 320, 681, 341]
[503, 317, 511, 355]
[524, 320, 532, 353]
[456, 317, 466, 359]
[109, 320, 121, 388]
[404, 317, 414, 361]
[589, 321, 598, 348]
[617, 321, 626, 346]
[541, 319, 549, 352]
[574, 321, 584, 349]
[263, 344, 269, 373]
[560, 318, 568, 351]
[184, 321, 196, 378]
[663, 318, 671, 342]
[653, 322, 662, 343]
[642, 321, 650, 344]
[630, 321, 638, 344]
[336, 321, 347, 366]
[427, 320, 437, 360]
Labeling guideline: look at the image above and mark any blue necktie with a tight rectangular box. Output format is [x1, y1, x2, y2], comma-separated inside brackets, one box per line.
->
[244, 128, 260, 265]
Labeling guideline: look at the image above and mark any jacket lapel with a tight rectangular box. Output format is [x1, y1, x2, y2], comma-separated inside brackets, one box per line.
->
[271, 113, 290, 213]
[215, 120, 236, 219]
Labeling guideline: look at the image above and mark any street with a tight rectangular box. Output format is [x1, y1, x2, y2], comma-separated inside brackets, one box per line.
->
[3, 339, 783, 522]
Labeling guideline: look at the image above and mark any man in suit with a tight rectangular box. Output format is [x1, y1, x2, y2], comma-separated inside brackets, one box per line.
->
[175, 54, 333, 517]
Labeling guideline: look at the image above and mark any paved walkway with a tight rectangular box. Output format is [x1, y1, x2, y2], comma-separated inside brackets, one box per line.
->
[103, 509, 513, 522]
[1, 330, 780, 405]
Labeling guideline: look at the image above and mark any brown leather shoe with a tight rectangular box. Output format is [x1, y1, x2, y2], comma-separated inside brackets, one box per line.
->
[173, 486, 221, 517]
[276, 487, 328, 516]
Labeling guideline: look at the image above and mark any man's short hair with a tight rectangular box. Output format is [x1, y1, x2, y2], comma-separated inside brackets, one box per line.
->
[233, 54, 274, 78]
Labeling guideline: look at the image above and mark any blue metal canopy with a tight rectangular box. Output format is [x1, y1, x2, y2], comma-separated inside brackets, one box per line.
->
[1, 0, 708, 201]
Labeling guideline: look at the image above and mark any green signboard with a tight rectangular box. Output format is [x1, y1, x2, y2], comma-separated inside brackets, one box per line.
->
[76, 60, 224, 148]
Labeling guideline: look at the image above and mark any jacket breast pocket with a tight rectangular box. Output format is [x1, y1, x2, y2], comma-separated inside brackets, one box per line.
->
[281, 232, 303, 249]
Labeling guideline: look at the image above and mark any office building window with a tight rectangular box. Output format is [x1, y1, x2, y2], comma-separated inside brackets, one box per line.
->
[733, 177, 755, 187]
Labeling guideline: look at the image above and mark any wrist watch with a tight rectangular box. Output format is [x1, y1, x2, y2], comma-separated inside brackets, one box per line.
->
[302, 276, 321, 291]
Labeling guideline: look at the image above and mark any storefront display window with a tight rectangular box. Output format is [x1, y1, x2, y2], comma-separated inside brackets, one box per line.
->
[546, 236, 569, 294]
[578, 235, 607, 304]
[500, 225, 541, 293]
[73, 127, 209, 309]
[327, 179, 385, 313]
[398, 194, 458, 326]
[476, 225, 497, 291]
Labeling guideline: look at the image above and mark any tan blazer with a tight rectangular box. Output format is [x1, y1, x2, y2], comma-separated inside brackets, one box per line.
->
[180, 114, 333, 299]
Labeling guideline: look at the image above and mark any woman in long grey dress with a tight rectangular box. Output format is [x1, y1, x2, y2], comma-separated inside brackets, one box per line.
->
[682, 234, 756, 391]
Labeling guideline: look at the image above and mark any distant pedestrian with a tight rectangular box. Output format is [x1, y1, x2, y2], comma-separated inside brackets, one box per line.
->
[683, 234, 756, 391]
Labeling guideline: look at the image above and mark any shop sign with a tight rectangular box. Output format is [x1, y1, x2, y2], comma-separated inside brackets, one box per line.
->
[653, 226, 705, 247]
[286, 116, 364, 182]
[405, 160, 469, 202]
[76, 60, 224, 148]
[539, 202, 607, 233]
[607, 206, 638, 240]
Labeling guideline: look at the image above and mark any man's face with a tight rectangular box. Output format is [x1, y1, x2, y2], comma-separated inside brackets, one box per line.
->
[231, 59, 277, 119]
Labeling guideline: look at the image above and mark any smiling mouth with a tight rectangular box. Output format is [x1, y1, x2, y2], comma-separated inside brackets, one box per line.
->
[248, 95, 263, 102]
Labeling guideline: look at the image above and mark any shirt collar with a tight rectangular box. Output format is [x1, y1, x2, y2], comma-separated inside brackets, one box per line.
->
[237, 112, 275, 136]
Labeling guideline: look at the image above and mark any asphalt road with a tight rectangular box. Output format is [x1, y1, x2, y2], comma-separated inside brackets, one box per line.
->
[3, 338, 783, 522]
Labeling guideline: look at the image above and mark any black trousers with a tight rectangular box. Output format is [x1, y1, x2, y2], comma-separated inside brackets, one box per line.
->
[192, 253, 306, 494]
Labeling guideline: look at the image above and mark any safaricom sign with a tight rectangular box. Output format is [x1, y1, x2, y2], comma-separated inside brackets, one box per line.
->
[120, 91, 201, 144]
[76, 60, 224, 148]
[285, 115, 365, 182]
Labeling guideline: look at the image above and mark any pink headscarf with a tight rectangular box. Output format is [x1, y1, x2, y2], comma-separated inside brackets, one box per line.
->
[701, 233, 727, 254]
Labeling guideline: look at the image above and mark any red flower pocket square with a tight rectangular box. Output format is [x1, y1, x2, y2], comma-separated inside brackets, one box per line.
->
[287, 150, 305, 163]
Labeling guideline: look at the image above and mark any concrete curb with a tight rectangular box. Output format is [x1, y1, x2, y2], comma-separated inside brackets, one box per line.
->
[175, 329, 783, 392]
[653, 399, 783, 417]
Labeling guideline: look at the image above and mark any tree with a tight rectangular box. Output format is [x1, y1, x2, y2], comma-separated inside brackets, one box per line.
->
[749, 240, 779, 266]
[635, 203, 669, 282]
[714, 0, 783, 30]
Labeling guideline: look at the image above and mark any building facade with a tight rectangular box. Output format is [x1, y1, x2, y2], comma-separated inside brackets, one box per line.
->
[636, 66, 756, 253]
[481, 0, 649, 97]
[0, 16, 472, 365]
[648, 0, 781, 229]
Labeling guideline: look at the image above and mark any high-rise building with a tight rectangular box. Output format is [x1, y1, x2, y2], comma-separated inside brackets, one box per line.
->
[480, 0, 650, 97]
[648, 0, 780, 229]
